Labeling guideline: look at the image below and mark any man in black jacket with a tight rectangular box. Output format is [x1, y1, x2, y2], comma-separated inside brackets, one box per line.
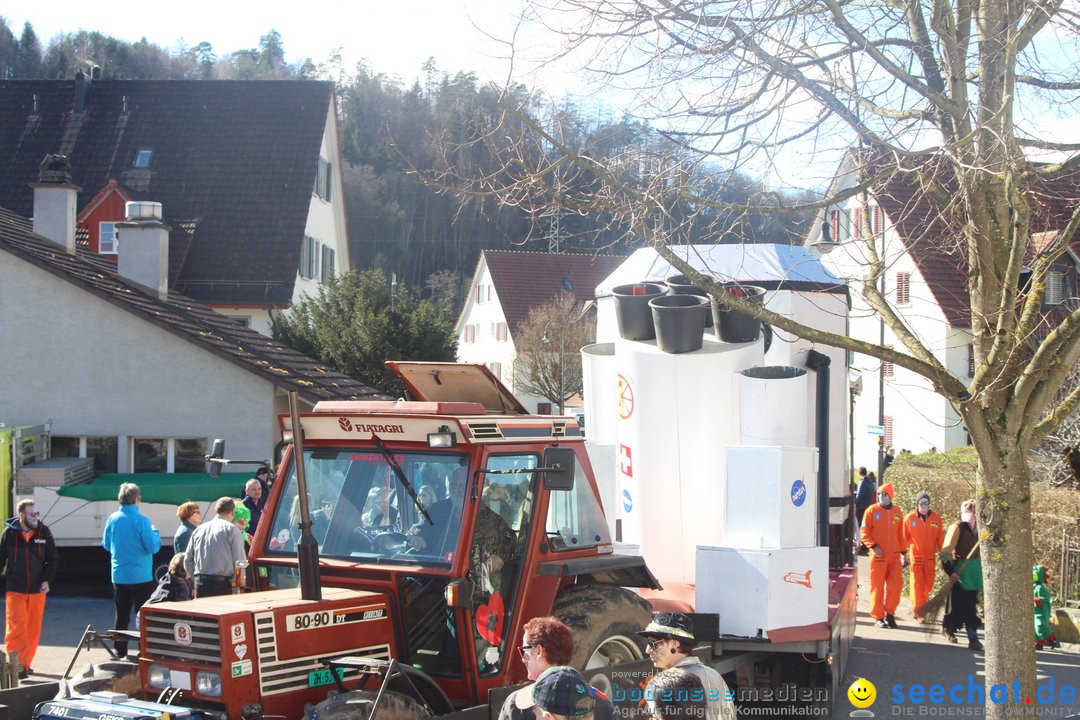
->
[0, 499, 58, 676]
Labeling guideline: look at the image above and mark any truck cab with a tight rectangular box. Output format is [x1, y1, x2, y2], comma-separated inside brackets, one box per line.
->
[134, 363, 656, 720]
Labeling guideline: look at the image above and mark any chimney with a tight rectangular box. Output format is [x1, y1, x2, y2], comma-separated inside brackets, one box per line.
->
[73, 70, 93, 114]
[31, 154, 81, 255]
[117, 201, 171, 300]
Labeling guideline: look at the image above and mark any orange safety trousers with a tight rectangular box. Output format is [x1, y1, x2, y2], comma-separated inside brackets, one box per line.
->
[909, 559, 937, 615]
[869, 555, 902, 620]
[5, 591, 46, 669]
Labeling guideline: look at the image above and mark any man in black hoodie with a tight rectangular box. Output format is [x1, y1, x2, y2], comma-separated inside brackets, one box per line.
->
[0, 499, 58, 676]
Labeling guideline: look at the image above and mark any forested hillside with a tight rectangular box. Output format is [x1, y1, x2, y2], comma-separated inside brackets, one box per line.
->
[0, 19, 815, 301]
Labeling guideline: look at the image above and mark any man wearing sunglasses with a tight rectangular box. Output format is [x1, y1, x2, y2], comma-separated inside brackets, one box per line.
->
[903, 491, 944, 618]
[498, 616, 615, 720]
[638, 612, 735, 720]
[0, 499, 58, 678]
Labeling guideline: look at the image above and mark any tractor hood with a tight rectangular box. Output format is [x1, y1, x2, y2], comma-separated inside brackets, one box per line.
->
[387, 362, 529, 415]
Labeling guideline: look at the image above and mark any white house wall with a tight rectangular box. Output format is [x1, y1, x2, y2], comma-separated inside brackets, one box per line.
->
[816, 192, 966, 465]
[455, 259, 550, 413]
[297, 101, 350, 296]
[1, 254, 279, 540]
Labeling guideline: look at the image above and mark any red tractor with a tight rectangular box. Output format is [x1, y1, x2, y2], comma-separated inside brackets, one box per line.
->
[71, 363, 657, 720]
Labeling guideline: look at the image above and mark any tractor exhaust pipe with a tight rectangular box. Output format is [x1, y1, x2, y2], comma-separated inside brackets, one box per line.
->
[289, 391, 322, 601]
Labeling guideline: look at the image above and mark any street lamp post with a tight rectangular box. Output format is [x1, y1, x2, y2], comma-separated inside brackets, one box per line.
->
[541, 319, 566, 415]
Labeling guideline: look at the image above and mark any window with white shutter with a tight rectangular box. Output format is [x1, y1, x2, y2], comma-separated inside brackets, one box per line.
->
[1045, 271, 1066, 305]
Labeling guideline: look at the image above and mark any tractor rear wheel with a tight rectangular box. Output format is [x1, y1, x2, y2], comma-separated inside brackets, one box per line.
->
[553, 584, 652, 688]
[308, 689, 431, 720]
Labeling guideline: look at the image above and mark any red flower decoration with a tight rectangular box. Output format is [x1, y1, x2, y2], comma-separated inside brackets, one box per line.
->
[475, 591, 505, 645]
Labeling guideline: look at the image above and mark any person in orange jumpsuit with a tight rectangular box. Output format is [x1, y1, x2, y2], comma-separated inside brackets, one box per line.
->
[903, 491, 944, 618]
[860, 482, 906, 628]
[0, 499, 58, 677]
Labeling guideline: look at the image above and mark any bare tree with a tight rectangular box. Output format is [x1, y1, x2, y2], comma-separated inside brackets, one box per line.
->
[513, 293, 596, 413]
[432, 1, 1080, 711]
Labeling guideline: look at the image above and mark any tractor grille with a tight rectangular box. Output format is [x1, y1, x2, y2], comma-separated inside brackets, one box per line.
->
[144, 612, 222, 663]
[466, 422, 502, 439]
[254, 611, 392, 696]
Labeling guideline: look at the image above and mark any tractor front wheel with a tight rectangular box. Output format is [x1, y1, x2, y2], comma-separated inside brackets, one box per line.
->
[307, 689, 432, 720]
[553, 584, 653, 692]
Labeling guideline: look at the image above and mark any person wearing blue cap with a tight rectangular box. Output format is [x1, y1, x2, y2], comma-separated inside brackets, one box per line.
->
[532, 666, 595, 720]
[499, 616, 615, 720]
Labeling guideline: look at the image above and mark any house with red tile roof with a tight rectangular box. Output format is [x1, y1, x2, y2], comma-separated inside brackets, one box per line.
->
[0, 74, 350, 334]
[807, 152, 1080, 465]
[456, 250, 625, 413]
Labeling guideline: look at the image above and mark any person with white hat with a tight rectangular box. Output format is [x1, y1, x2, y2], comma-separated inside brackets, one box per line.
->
[637, 612, 735, 720]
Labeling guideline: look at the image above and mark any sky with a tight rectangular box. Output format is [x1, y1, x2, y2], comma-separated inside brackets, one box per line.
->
[4, 0, 564, 90]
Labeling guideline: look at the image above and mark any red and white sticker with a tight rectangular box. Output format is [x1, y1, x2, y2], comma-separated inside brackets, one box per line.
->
[231, 622, 246, 644]
[174, 622, 192, 646]
[619, 444, 633, 477]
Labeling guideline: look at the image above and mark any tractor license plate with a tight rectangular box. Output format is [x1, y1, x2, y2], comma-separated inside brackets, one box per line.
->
[308, 668, 345, 688]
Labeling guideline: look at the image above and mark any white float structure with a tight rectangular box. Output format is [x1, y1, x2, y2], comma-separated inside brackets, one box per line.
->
[593, 244, 850, 524]
[612, 335, 762, 584]
[583, 243, 848, 638]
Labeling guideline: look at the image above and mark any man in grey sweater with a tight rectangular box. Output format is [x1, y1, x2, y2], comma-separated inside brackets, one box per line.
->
[184, 497, 246, 598]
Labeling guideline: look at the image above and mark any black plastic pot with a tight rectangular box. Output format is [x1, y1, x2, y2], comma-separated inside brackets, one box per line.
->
[665, 274, 713, 327]
[665, 274, 702, 295]
[712, 284, 766, 343]
[649, 294, 709, 353]
[612, 283, 667, 341]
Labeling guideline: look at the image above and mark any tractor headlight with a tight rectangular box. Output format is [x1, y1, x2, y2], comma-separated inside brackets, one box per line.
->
[196, 670, 223, 697]
[147, 664, 170, 689]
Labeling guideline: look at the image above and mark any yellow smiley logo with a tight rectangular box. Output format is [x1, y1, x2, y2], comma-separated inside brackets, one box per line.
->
[848, 678, 876, 708]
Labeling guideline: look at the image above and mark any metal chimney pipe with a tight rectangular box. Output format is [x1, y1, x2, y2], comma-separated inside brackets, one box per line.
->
[805, 349, 831, 547]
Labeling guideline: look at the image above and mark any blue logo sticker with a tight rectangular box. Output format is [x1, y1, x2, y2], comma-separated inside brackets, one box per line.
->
[790, 479, 807, 507]
[622, 489, 633, 513]
[874, 512, 882, 521]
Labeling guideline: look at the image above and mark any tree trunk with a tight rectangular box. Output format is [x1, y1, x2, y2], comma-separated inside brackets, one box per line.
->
[973, 440, 1036, 717]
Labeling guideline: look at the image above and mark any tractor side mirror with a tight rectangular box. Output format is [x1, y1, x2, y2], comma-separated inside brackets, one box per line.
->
[207, 439, 225, 477]
[541, 448, 575, 491]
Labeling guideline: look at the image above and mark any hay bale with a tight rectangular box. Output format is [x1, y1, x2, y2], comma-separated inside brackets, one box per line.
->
[1051, 608, 1080, 644]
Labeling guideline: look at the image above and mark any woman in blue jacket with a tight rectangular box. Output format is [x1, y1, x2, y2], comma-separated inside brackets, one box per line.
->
[102, 483, 161, 659]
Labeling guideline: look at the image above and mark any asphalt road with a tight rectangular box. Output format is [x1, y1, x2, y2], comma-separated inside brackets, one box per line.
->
[843, 556, 1079, 717]
[4, 558, 1079, 717]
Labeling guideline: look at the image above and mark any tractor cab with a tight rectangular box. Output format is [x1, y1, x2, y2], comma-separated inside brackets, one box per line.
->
[246, 363, 614, 705]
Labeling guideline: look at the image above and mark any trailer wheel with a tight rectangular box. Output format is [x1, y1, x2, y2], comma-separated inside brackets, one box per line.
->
[68, 659, 141, 696]
[308, 689, 431, 720]
[554, 584, 652, 686]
